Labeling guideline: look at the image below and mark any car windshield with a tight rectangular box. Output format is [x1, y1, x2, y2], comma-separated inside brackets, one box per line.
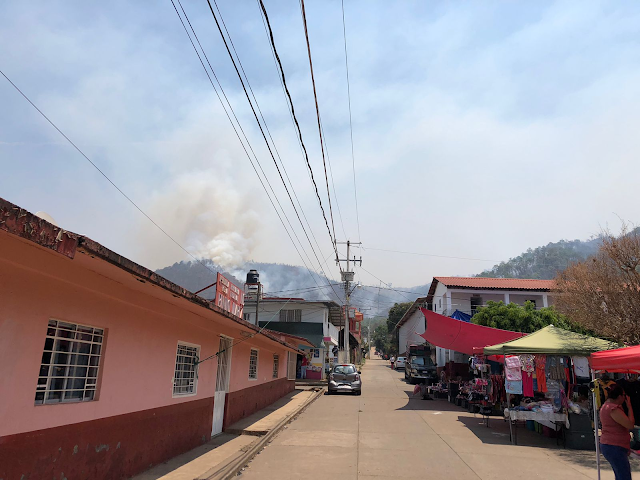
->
[411, 357, 434, 366]
[333, 365, 356, 374]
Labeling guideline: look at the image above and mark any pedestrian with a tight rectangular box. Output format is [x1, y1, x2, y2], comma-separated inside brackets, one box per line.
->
[390, 355, 395, 370]
[600, 384, 635, 480]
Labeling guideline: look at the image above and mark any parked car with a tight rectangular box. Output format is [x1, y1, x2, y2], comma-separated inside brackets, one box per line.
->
[395, 356, 406, 370]
[405, 354, 438, 385]
[382, 353, 389, 360]
[327, 364, 362, 395]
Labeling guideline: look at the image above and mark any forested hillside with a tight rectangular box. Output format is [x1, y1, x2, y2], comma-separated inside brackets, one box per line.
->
[476, 238, 600, 279]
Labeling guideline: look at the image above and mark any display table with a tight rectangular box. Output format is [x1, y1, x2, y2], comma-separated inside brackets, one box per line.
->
[506, 410, 569, 445]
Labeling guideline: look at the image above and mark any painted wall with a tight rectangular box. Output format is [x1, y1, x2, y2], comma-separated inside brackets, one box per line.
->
[0, 230, 298, 479]
[0, 248, 218, 438]
[398, 310, 426, 355]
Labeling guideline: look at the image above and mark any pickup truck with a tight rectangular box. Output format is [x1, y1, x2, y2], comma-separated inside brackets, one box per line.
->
[404, 354, 437, 385]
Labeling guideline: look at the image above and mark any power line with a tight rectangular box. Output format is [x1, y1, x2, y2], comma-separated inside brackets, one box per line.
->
[298, 0, 338, 247]
[170, 1, 338, 302]
[210, 0, 339, 290]
[0, 68, 223, 282]
[341, 0, 361, 242]
[257, 0, 340, 267]
[201, 0, 343, 303]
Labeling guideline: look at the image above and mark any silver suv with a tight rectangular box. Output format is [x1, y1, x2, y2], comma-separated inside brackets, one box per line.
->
[327, 364, 362, 395]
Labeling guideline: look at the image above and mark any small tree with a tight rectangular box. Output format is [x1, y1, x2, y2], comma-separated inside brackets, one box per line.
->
[555, 224, 640, 344]
[472, 300, 589, 334]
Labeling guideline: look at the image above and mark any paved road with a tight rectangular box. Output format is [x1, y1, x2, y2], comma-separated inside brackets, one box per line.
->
[240, 357, 631, 480]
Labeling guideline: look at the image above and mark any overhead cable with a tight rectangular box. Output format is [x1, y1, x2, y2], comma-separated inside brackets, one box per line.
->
[341, 0, 362, 242]
[298, 0, 338, 246]
[257, 0, 340, 265]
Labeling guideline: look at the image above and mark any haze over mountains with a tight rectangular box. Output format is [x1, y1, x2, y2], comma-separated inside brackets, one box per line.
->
[156, 235, 604, 317]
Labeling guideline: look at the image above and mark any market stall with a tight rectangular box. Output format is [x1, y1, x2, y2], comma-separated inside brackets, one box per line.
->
[483, 325, 619, 446]
[589, 345, 640, 480]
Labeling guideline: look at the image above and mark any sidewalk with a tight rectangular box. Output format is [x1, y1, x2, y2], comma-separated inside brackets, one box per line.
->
[133, 387, 323, 480]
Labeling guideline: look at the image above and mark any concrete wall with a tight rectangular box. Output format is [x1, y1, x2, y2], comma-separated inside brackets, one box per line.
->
[398, 309, 426, 356]
[0, 230, 295, 479]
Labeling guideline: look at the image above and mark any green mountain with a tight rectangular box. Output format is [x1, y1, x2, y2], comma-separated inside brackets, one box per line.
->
[475, 238, 601, 280]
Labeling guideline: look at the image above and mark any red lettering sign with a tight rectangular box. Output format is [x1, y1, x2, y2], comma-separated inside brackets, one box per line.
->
[216, 272, 244, 318]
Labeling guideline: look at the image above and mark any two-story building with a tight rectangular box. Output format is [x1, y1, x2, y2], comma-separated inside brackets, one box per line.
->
[244, 298, 343, 379]
[426, 276, 555, 372]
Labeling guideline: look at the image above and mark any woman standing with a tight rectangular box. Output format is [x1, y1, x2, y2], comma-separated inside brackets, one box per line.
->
[390, 356, 395, 370]
[600, 384, 635, 480]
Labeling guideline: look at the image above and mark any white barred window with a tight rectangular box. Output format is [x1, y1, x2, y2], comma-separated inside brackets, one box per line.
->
[36, 319, 104, 405]
[279, 309, 302, 322]
[249, 348, 259, 379]
[273, 354, 279, 378]
[173, 343, 200, 396]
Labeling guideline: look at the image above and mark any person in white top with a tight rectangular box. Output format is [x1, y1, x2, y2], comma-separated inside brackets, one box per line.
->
[390, 356, 395, 369]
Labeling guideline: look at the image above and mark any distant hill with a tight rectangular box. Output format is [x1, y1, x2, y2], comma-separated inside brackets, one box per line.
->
[155, 259, 426, 316]
[155, 233, 616, 315]
[475, 238, 601, 280]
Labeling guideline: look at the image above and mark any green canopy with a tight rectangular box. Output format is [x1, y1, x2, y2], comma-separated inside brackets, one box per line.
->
[483, 325, 619, 356]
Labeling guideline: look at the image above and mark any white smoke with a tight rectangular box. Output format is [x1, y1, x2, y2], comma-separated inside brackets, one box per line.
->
[140, 169, 262, 269]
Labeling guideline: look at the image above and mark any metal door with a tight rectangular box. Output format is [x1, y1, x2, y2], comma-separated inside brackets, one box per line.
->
[212, 336, 233, 436]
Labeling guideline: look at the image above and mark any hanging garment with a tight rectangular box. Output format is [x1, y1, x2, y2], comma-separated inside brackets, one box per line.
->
[535, 355, 547, 393]
[490, 375, 506, 403]
[592, 379, 616, 409]
[505, 356, 522, 381]
[572, 356, 590, 379]
[522, 371, 534, 397]
[617, 378, 640, 421]
[547, 356, 566, 381]
[505, 379, 523, 395]
[520, 354, 535, 373]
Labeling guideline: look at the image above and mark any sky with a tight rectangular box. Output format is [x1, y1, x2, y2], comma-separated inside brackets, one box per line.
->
[2, 0, 640, 288]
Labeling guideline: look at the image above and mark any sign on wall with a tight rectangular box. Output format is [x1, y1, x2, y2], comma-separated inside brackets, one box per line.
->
[216, 273, 244, 318]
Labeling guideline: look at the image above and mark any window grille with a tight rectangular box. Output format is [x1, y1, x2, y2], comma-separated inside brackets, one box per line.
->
[272, 354, 279, 378]
[35, 319, 104, 405]
[279, 309, 302, 322]
[173, 343, 199, 396]
[287, 351, 296, 380]
[249, 349, 259, 379]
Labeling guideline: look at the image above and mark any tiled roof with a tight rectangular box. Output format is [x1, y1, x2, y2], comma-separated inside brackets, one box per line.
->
[434, 277, 555, 291]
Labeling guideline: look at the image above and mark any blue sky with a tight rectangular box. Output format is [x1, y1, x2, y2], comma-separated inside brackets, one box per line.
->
[2, 1, 640, 287]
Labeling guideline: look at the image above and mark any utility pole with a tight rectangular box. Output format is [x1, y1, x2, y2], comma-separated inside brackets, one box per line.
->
[336, 240, 362, 364]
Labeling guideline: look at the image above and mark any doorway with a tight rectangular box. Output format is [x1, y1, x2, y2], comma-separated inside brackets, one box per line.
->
[212, 336, 233, 436]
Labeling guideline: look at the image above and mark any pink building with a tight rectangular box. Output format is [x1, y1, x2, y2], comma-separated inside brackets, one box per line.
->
[0, 197, 300, 479]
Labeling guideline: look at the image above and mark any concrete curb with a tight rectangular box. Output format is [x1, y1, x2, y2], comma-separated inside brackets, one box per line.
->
[198, 388, 325, 480]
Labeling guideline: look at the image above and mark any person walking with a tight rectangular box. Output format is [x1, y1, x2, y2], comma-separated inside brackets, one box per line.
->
[390, 355, 395, 370]
[600, 384, 635, 480]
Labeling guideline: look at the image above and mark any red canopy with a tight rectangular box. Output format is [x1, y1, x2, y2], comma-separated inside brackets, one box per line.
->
[590, 345, 640, 373]
[419, 308, 526, 356]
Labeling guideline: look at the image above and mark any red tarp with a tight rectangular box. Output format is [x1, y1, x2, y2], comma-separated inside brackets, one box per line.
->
[419, 308, 526, 356]
[590, 345, 640, 373]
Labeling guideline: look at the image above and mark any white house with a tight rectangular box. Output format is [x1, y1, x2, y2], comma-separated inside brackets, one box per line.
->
[428, 277, 555, 317]
[395, 297, 428, 356]
[426, 277, 556, 368]
[243, 298, 342, 379]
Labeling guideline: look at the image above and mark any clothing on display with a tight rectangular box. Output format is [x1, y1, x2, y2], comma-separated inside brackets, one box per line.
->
[520, 354, 535, 373]
[534, 355, 547, 393]
[505, 356, 522, 381]
[546, 356, 567, 381]
[506, 379, 523, 395]
[593, 378, 617, 409]
[522, 371, 534, 397]
[571, 356, 590, 379]
[616, 378, 640, 421]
